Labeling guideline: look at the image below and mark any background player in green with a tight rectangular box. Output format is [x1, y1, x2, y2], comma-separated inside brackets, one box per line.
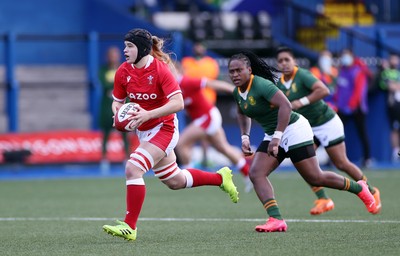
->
[378, 53, 400, 162]
[98, 46, 130, 172]
[275, 47, 381, 215]
[228, 51, 377, 233]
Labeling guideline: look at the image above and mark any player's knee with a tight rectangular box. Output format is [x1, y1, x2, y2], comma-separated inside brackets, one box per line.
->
[248, 171, 257, 182]
[332, 159, 348, 171]
[165, 179, 185, 190]
[124, 161, 144, 179]
[248, 167, 267, 183]
[305, 174, 322, 186]
[163, 174, 186, 190]
[154, 162, 185, 190]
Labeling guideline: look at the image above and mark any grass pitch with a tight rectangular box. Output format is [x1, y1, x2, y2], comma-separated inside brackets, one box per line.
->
[0, 170, 399, 256]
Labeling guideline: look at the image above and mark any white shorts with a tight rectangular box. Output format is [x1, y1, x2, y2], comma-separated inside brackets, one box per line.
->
[263, 115, 314, 152]
[193, 106, 222, 135]
[136, 115, 179, 156]
[312, 114, 345, 147]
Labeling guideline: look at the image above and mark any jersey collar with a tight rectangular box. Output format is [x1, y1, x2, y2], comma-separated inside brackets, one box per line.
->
[239, 74, 254, 93]
[131, 55, 154, 69]
[280, 66, 298, 84]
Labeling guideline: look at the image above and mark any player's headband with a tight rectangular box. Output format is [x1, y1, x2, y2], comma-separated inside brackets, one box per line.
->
[124, 28, 153, 64]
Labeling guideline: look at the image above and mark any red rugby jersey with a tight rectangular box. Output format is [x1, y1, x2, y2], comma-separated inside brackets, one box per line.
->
[179, 76, 213, 120]
[113, 56, 181, 130]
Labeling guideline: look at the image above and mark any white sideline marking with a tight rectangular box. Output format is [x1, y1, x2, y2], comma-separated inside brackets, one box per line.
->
[0, 217, 399, 224]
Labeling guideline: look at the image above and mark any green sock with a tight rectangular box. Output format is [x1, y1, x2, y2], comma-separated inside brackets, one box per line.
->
[343, 177, 362, 194]
[262, 198, 283, 220]
[311, 186, 329, 199]
[362, 175, 376, 194]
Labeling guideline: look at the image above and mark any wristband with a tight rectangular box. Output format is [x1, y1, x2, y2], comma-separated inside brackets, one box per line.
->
[241, 134, 250, 141]
[272, 131, 283, 140]
[299, 96, 310, 106]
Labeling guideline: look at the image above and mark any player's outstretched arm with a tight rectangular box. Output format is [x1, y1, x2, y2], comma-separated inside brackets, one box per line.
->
[206, 79, 235, 94]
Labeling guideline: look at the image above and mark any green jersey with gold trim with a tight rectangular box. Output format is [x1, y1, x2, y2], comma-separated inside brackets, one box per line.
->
[233, 75, 299, 135]
[276, 67, 335, 127]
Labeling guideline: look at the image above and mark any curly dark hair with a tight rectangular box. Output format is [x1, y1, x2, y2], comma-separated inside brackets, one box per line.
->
[229, 50, 279, 84]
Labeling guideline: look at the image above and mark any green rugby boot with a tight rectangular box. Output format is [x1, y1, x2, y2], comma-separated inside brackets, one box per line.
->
[103, 220, 137, 241]
[217, 167, 239, 203]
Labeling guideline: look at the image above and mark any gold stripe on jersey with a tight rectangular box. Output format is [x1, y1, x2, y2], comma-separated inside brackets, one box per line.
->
[239, 74, 255, 94]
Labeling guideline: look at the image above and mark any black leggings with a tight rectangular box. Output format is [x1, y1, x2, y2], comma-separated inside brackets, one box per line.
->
[256, 141, 316, 164]
[338, 108, 371, 160]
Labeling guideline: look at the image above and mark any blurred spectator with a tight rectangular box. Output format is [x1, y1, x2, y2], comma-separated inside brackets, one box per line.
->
[378, 53, 400, 162]
[310, 49, 338, 111]
[181, 41, 220, 104]
[158, 0, 192, 12]
[354, 55, 374, 90]
[206, 0, 227, 9]
[98, 46, 130, 173]
[130, 0, 160, 21]
[335, 49, 371, 167]
[181, 41, 220, 166]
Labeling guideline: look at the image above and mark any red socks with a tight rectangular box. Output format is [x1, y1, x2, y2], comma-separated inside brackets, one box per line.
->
[124, 168, 223, 228]
[187, 168, 222, 187]
[124, 184, 146, 229]
[240, 162, 250, 176]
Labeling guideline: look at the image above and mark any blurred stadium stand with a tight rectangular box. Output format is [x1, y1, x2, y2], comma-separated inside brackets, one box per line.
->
[13, 67, 89, 132]
[0, 0, 400, 164]
[153, 10, 276, 56]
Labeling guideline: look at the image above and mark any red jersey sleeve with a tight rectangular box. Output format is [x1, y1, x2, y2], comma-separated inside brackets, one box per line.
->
[180, 76, 203, 93]
[159, 63, 181, 98]
[112, 65, 128, 102]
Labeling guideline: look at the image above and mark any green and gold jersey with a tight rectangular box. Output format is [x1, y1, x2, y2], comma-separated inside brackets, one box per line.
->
[276, 67, 335, 127]
[233, 75, 299, 135]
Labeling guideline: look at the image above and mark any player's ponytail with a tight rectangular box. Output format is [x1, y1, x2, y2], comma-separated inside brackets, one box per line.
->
[151, 36, 179, 77]
[151, 36, 172, 64]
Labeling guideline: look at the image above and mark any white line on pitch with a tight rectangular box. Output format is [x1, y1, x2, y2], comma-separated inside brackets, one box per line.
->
[0, 217, 399, 224]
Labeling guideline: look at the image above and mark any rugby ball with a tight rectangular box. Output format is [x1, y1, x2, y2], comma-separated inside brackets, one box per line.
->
[114, 103, 139, 132]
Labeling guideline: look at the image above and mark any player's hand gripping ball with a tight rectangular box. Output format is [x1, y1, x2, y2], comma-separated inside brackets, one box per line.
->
[114, 103, 140, 132]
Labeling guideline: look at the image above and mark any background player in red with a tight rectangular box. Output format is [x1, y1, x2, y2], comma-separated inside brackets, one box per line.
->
[174, 62, 252, 192]
[102, 28, 239, 241]
[181, 41, 221, 168]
